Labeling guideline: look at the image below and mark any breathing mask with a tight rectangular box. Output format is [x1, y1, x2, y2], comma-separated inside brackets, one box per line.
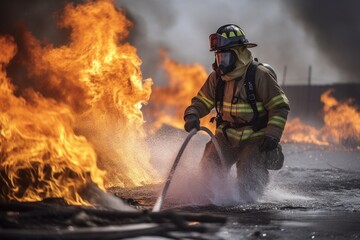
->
[213, 50, 237, 75]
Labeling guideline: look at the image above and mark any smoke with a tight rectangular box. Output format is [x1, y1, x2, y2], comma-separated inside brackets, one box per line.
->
[283, 0, 360, 83]
[1, 1, 357, 90]
[116, 0, 177, 82]
[118, 0, 359, 85]
[0, 0, 85, 107]
[0, 0, 83, 44]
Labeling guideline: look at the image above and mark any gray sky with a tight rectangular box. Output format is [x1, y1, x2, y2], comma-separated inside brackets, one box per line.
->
[118, 0, 358, 85]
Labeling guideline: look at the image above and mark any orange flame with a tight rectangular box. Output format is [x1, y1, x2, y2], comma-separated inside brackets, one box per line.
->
[283, 89, 360, 147]
[0, 36, 105, 205]
[146, 53, 215, 132]
[320, 89, 360, 146]
[40, 0, 157, 188]
[0, 0, 158, 204]
[282, 118, 328, 145]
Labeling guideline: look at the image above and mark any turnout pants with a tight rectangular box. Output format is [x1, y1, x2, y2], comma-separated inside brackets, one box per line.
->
[200, 133, 270, 202]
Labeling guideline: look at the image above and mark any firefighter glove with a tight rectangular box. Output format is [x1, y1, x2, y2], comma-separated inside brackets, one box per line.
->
[184, 114, 200, 132]
[260, 135, 279, 152]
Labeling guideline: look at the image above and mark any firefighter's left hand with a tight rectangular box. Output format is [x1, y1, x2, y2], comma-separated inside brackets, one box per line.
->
[260, 135, 279, 152]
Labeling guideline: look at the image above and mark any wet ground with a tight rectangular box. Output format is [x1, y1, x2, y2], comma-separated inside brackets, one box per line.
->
[186, 144, 360, 239]
[112, 140, 360, 239]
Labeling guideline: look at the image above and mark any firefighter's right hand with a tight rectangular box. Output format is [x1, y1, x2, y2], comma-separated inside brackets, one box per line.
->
[184, 115, 200, 132]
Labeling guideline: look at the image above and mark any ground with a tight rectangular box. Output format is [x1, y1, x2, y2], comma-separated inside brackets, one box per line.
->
[2, 132, 358, 239]
[114, 135, 360, 239]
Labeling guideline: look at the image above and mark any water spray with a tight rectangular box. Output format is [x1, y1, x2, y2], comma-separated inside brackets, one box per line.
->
[152, 126, 226, 212]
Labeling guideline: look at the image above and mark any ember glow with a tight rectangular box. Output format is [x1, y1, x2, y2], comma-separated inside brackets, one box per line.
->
[0, 0, 158, 204]
[146, 53, 215, 132]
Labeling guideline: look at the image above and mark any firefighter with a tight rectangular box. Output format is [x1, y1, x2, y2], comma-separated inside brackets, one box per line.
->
[184, 24, 290, 202]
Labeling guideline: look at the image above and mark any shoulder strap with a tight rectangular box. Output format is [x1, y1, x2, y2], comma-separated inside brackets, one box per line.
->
[245, 61, 259, 124]
[213, 61, 259, 125]
[214, 72, 225, 118]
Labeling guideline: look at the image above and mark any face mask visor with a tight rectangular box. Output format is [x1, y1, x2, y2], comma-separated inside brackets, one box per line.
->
[215, 50, 235, 67]
[215, 50, 237, 75]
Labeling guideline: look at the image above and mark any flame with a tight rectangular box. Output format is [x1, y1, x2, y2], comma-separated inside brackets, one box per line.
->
[0, 36, 105, 205]
[282, 118, 328, 145]
[283, 89, 360, 147]
[1, 0, 158, 204]
[39, 0, 157, 188]
[321, 89, 360, 146]
[146, 53, 215, 132]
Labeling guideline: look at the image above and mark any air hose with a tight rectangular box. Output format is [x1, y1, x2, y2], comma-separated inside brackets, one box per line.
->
[152, 126, 226, 212]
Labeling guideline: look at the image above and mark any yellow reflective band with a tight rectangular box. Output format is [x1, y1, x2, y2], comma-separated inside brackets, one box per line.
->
[196, 91, 214, 109]
[265, 95, 282, 108]
[268, 121, 285, 129]
[265, 94, 289, 110]
[216, 128, 241, 140]
[222, 106, 265, 112]
[268, 116, 286, 129]
[236, 30, 242, 36]
[222, 102, 265, 112]
[229, 31, 236, 37]
[241, 129, 255, 138]
[223, 102, 263, 107]
[271, 116, 287, 123]
[216, 127, 244, 140]
[250, 131, 265, 138]
[196, 96, 213, 109]
[199, 91, 214, 105]
[216, 126, 265, 141]
[221, 33, 228, 38]
[241, 129, 265, 140]
[222, 107, 254, 113]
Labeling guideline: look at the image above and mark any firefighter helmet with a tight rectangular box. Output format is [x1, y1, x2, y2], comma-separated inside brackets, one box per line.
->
[209, 24, 257, 51]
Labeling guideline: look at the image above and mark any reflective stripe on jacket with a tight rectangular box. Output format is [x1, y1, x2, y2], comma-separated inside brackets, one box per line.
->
[184, 64, 290, 143]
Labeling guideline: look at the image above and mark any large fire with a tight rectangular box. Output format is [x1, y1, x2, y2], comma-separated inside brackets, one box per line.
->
[146, 53, 215, 133]
[0, 36, 105, 205]
[0, 0, 157, 204]
[1, 0, 359, 206]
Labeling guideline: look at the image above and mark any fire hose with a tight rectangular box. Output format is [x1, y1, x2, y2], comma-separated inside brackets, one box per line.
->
[152, 126, 226, 212]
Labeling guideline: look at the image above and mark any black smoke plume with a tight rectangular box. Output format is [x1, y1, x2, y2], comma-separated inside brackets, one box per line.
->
[283, 0, 360, 83]
[0, 0, 85, 105]
[0, 0, 83, 45]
